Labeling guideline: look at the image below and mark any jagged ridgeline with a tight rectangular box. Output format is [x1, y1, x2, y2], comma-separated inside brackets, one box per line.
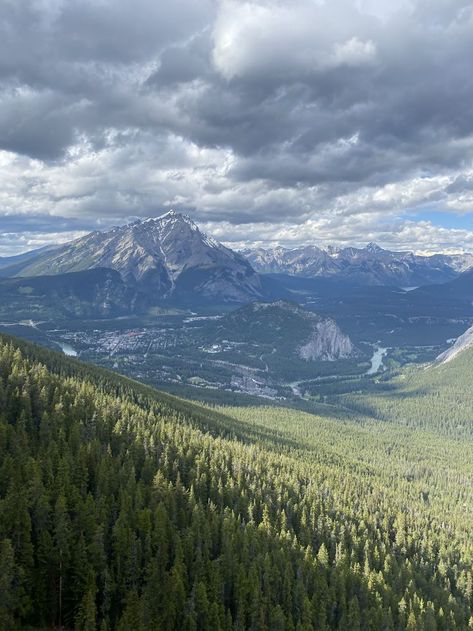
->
[2, 334, 473, 629]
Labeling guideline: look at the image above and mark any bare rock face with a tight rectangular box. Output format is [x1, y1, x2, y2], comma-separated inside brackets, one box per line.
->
[436, 325, 473, 364]
[299, 319, 355, 362]
[15, 211, 263, 304]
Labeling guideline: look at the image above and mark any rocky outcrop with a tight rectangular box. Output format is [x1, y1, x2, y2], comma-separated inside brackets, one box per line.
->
[299, 319, 355, 361]
[435, 325, 473, 364]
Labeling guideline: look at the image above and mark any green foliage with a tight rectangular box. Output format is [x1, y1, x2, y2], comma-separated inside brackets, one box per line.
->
[1, 332, 473, 629]
[336, 346, 473, 436]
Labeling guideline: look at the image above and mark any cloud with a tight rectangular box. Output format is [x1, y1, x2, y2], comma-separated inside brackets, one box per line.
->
[1, 0, 473, 254]
[212, 1, 377, 81]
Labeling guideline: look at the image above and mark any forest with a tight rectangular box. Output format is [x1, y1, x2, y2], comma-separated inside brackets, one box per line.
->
[2, 333, 473, 629]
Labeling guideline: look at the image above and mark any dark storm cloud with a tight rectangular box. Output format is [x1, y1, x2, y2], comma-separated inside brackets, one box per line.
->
[1, 0, 473, 251]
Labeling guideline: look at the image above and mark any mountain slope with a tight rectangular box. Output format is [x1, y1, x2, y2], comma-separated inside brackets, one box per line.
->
[2, 334, 473, 628]
[0, 267, 142, 320]
[12, 211, 263, 304]
[337, 338, 473, 437]
[243, 243, 473, 286]
[0, 244, 61, 275]
[436, 323, 473, 364]
[412, 267, 473, 303]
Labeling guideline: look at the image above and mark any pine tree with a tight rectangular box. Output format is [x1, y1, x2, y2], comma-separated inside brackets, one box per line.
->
[0, 539, 17, 631]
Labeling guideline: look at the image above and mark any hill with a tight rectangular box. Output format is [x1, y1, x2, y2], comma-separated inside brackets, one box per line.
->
[211, 300, 356, 361]
[411, 267, 473, 303]
[2, 333, 473, 628]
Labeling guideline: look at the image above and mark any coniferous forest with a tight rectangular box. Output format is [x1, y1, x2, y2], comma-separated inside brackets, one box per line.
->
[3, 333, 473, 630]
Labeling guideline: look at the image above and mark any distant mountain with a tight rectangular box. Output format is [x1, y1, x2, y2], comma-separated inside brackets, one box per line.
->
[242, 243, 473, 286]
[213, 300, 356, 361]
[0, 268, 142, 320]
[9, 211, 263, 305]
[412, 268, 473, 303]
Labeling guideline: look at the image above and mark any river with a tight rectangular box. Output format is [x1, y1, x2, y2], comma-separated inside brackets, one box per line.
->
[366, 346, 387, 375]
[56, 341, 78, 357]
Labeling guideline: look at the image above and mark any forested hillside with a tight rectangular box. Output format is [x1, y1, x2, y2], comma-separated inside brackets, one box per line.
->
[2, 334, 473, 629]
[335, 346, 473, 437]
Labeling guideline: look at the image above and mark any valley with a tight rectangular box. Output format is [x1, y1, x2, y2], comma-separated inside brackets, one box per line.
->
[0, 296, 458, 407]
[3, 319, 473, 628]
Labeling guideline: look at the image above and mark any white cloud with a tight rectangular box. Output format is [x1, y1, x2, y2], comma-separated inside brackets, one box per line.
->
[212, 0, 375, 80]
[332, 37, 376, 66]
[1, 0, 473, 256]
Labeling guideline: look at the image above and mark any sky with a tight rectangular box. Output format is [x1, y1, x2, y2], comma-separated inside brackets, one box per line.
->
[1, 0, 473, 255]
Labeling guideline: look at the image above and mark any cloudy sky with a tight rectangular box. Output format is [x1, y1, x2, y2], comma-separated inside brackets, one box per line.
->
[1, 0, 473, 255]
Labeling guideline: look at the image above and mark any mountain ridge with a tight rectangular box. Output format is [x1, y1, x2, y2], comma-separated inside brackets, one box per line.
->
[242, 243, 473, 286]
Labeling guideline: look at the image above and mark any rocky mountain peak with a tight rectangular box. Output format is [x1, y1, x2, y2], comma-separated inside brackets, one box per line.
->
[136, 210, 196, 229]
[365, 242, 384, 253]
[11, 211, 263, 305]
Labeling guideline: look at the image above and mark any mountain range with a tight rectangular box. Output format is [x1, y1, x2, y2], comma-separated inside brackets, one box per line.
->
[242, 243, 473, 286]
[1, 212, 473, 315]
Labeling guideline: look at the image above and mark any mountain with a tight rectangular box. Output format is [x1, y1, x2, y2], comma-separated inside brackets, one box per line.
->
[242, 243, 473, 286]
[243, 245, 339, 277]
[10, 211, 263, 305]
[213, 300, 356, 361]
[412, 267, 473, 303]
[0, 267, 142, 320]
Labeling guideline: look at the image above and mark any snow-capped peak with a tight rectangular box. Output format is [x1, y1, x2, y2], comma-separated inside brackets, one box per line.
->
[138, 210, 195, 226]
